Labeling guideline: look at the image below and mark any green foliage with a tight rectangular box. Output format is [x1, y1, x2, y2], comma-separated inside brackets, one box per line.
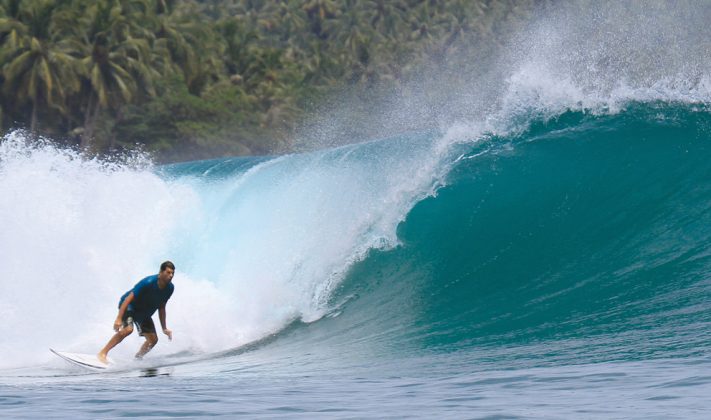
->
[115, 75, 285, 162]
[0, 0, 537, 162]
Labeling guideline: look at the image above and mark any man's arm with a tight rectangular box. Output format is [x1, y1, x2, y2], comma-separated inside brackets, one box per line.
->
[114, 292, 134, 331]
[159, 303, 172, 340]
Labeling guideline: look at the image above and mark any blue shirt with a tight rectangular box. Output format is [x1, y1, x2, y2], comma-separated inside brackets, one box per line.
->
[119, 275, 174, 321]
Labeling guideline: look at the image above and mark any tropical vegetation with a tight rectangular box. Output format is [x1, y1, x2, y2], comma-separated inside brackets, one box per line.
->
[0, 0, 539, 162]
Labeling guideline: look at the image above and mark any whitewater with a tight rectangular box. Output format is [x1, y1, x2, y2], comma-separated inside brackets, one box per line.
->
[3, 2, 711, 418]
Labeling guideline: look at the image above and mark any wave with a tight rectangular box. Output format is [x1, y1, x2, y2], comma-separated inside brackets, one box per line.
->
[4, 1, 711, 369]
[319, 102, 711, 365]
[0, 122, 454, 369]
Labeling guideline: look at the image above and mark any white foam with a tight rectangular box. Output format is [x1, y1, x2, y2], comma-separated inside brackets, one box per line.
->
[494, 2, 711, 126]
[0, 128, 453, 369]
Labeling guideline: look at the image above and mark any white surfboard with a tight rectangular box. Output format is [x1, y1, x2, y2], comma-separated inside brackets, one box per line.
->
[50, 348, 114, 370]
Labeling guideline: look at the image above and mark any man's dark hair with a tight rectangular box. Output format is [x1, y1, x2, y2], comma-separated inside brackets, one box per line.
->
[160, 261, 176, 272]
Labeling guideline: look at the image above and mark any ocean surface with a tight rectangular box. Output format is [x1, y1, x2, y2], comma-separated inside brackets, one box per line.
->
[2, 100, 711, 418]
[3, 5, 711, 418]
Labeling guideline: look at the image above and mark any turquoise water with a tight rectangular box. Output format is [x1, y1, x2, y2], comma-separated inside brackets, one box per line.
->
[2, 101, 711, 418]
[4, 2, 711, 413]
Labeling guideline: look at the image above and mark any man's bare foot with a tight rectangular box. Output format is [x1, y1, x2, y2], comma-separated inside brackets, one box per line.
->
[97, 352, 109, 364]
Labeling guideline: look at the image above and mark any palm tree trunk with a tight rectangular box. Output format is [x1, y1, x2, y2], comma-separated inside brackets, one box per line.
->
[30, 102, 38, 134]
[109, 107, 124, 150]
[80, 93, 97, 150]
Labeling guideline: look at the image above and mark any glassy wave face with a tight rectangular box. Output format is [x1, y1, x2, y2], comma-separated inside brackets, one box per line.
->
[2, 101, 710, 371]
[330, 102, 711, 366]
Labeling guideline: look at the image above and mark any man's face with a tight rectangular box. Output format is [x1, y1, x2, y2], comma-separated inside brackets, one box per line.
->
[159, 267, 175, 283]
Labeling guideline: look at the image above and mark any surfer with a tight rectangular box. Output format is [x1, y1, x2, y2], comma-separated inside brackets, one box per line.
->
[97, 261, 176, 364]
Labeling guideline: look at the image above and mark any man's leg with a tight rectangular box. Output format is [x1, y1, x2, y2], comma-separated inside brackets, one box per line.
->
[135, 333, 158, 359]
[134, 317, 158, 359]
[98, 325, 133, 364]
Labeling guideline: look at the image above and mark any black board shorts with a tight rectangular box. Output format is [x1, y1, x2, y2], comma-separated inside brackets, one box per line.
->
[121, 310, 157, 336]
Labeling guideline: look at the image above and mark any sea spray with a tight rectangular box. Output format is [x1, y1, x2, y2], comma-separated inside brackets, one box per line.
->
[0, 126, 457, 369]
[0, 132, 193, 367]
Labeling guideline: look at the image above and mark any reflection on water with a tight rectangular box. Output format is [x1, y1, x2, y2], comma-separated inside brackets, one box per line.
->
[140, 367, 173, 378]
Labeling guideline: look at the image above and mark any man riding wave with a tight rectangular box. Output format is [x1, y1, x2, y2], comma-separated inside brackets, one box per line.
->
[98, 261, 175, 364]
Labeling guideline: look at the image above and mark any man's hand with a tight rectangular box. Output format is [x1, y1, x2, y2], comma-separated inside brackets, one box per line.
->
[114, 317, 122, 331]
[163, 328, 173, 340]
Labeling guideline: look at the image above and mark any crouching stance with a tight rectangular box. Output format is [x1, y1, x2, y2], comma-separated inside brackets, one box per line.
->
[98, 261, 175, 364]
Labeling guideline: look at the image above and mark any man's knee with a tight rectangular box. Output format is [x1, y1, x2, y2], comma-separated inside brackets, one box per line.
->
[146, 333, 158, 346]
[120, 325, 134, 337]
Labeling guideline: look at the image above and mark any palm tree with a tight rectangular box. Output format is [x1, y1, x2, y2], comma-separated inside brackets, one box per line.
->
[218, 16, 261, 87]
[362, 0, 408, 39]
[71, 0, 157, 150]
[302, 0, 338, 39]
[0, 0, 20, 19]
[152, 4, 201, 88]
[263, 1, 308, 45]
[326, 0, 367, 57]
[159, 2, 224, 95]
[0, 0, 80, 133]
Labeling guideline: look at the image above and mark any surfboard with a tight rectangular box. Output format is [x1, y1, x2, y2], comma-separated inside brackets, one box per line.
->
[50, 348, 114, 370]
